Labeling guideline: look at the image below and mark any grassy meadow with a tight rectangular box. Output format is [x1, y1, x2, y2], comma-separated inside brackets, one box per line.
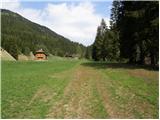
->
[1, 59, 159, 118]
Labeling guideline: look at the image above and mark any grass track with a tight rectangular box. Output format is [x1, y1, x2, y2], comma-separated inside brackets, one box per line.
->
[1, 60, 159, 118]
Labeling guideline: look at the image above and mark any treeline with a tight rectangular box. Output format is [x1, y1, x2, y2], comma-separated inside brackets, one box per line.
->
[92, 1, 159, 65]
[1, 9, 86, 60]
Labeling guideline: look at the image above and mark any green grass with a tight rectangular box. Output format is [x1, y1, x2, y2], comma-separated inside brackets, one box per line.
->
[104, 68, 158, 106]
[1, 60, 79, 118]
[90, 85, 108, 118]
[81, 62, 159, 118]
[1, 60, 159, 118]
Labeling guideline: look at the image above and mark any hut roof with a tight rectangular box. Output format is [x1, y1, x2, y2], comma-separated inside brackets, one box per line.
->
[35, 49, 47, 56]
[36, 49, 45, 53]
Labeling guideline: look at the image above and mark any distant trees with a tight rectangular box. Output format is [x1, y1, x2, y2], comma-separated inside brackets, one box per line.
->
[1, 34, 19, 59]
[92, 1, 159, 66]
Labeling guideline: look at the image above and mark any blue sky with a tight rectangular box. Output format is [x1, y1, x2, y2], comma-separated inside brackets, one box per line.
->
[20, 1, 112, 17]
[2, 0, 113, 46]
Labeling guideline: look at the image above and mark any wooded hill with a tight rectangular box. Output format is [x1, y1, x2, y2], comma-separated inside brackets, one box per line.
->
[1, 9, 86, 60]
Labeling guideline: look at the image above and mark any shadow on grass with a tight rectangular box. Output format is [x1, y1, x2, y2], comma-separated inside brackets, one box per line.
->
[81, 62, 159, 71]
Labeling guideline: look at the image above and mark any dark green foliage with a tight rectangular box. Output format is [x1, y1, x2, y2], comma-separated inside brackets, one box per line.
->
[92, 1, 158, 65]
[113, 1, 159, 65]
[104, 30, 120, 61]
[110, 1, 121, 30]
[92, 19, 106, 61]
[1, 9, 86, 59]
[22, 47, 30, 55]
[1, 34, 19, 59]
[145, 2, 159, 65]
[92, 45, 98, 61]
[92, 18, 120, 61]
[85, 46, 92, 59]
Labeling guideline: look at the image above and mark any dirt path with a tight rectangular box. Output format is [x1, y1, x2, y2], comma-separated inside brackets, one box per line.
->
[46, 63, 158, 119]
[46, 65, 110, 118]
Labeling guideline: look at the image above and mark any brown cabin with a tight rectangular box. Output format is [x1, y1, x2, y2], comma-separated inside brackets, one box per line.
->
[34, 49, 47, 60]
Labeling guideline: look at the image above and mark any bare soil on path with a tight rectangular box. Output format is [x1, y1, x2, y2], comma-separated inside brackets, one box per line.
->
[47, 65, 109, 118]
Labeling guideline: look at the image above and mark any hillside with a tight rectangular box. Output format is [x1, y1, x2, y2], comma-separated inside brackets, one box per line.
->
[1, 9, 86, 59]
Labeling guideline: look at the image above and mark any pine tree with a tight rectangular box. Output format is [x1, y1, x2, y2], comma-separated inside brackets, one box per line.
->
[85, 47, 90, 59]
[108, 1, 121, 61]
[112, 1, 159, 65]
[144, 1, 159, 65]
[92, 19, 107, 61]
[110, 1, 121, 30]
[92, 45, 98, 61]
[104, 30, 120, 61]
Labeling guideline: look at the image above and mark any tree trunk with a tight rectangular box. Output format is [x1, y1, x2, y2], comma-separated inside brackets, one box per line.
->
[150, 49, 156, 66]
[139, 51, 145, 65]
[129, 57, 134, 64]
[103, 57, 105, 61]
[151, 54, 155, 66]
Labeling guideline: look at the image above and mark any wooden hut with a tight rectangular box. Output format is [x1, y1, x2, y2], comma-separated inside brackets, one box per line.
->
[34, 49, 47, 60]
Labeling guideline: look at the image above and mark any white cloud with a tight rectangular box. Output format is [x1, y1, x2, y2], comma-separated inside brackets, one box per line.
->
[1, 0, 20, 11]
[1, 1, 110, 46]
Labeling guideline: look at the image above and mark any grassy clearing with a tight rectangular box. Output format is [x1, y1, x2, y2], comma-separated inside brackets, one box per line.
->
[1, 60, 79, 118]
[1, 60, 159, 118]
[82, 62, 159, 118]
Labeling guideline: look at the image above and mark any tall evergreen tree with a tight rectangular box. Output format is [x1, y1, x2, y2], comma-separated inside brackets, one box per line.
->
[92, 17, 120, 61]
[85, 47, 90, 59]
[144, 2, 159, 65]
[92, 19, 107, 61]
[113, 1, 159, 65]
[110, 1, 121, 30]
[104, 29, 120, 61]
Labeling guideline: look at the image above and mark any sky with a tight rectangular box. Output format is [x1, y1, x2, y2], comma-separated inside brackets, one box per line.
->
[1, 0, 113, 46]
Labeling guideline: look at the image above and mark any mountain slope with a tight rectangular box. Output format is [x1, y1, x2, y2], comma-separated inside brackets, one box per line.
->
[1, 9, 86, 59]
